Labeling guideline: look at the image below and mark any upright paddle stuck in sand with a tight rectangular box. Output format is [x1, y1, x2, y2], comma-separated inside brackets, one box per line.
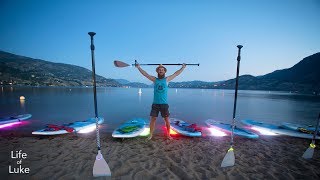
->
[302, 113, 320, 159]
[221, 45, 243, 168]
[88, 32, 111, 177]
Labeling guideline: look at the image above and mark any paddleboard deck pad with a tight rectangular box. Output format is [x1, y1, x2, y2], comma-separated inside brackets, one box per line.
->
[170, 118, 202, 137]
[205, 119, 259, 139]
[32, 117, 104, 135]
[112, 118, 147, 138]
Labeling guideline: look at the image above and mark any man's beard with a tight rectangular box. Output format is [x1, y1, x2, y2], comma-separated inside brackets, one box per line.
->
[158, 73, 165, 79]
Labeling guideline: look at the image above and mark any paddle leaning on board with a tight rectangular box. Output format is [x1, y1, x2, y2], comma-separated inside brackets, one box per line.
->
[88, 32, 111, 177]
[219, 45, 243, 168]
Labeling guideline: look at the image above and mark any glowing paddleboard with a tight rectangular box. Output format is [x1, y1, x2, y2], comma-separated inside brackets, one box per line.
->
[112, 118, 147, 138]
[205, 119, 259, 139]
[0, 114, 32, 125]
[241, 119, 320, 139]
[169, 118, 202, 137]
[32, 117, 104, 135]
[281, 122, 320, 135]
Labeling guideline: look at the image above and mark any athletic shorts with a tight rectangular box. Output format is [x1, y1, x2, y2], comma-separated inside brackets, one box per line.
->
[150, 104, 170, 118]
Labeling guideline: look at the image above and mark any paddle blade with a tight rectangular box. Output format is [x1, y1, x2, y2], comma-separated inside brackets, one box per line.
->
[93, 150, 111, 177]
[302, 144, 315, 159]
[114, 60, 130, 67]
[221, 147, 235, 167]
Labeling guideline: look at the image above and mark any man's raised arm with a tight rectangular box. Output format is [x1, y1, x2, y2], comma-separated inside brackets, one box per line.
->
[136, 64, 156, 82]
[166, 64, 186, 82]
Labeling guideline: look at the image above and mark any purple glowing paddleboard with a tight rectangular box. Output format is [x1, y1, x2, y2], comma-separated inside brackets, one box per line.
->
[0, 114, 32, 125]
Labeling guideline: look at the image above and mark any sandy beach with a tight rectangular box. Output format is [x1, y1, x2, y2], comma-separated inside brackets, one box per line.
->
[1, 131, 319, 180]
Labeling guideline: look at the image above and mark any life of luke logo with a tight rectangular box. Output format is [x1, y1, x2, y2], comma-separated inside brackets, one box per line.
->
[9, 150, 30, 174]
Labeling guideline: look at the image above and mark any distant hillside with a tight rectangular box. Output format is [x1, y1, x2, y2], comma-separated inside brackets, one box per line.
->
[258, 52, 320, 91]
[0, 51, 120, 87]
[126, 82, 152, 88]
[169, 81, 215, 89]
[114, 79, 151, 88]
[169, 52, 320, 93]
[1, 50, 319, 93]
[114, 79, 131, 85]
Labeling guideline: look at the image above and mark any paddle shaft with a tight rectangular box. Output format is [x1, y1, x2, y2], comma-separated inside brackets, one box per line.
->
[133, 59, 198, 66]
[311, 113, 320, 143]
[89, 32, 101, 150]
[132, 63, 200, 66]
[89, 32, 99, 118]
[230, 45, 243, 146]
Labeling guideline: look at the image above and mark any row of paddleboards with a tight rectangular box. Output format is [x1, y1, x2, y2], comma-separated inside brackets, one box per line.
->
[1, 114, 319, 139]
[206, 119, 319, 139]
[112, 118, 320, 139]
[112, 118, 203, 138]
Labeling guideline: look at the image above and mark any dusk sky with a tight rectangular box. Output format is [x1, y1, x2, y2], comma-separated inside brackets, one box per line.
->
[1, 0, 319, 84]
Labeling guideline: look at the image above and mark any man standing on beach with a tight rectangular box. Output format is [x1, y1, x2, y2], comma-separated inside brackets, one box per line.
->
[135, 63, 186, 140]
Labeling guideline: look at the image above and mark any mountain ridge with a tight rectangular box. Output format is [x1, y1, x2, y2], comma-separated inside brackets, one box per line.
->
[1, 50, 319, 93]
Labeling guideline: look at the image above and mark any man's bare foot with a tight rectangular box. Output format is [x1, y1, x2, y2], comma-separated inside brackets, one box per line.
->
[167, 135, 173, 140]
[147, 135, 153, 140]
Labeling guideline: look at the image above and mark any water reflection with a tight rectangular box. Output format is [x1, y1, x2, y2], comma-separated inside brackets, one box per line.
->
[20, 99, 25, 113]
[138, 92, 142, 103]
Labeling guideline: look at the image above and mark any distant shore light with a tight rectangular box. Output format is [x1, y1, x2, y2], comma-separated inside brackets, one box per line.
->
[20, 96, 25, 100]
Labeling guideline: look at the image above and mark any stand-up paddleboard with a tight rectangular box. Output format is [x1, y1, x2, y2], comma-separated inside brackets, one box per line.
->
[0, 114, 32, 125]
[241, 119, 320, 139]
[205, 119, 258, 139]
[281, 122, 320, 135]
[170, 118, 202, 137]
[32, 117, 104, 135]
[112, 118, 147, 138]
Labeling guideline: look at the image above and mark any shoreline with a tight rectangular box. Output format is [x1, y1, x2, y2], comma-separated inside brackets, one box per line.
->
[2, 85, 319, 96]
[1, 132, 319, 179]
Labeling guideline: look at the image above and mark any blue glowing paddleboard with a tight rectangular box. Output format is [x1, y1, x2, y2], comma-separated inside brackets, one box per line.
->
[169, 118, 202, 137]
[205, 119, 259, 139]
[112, 118, 147, 138]
[32, 117, 104, 135]
[0, 114, 32, 125]
[281, 122, 320, 134]
[241, 119, 320, 139]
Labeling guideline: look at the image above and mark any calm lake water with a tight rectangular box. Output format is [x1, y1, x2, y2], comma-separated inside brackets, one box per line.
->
[1, 86, 320, 134]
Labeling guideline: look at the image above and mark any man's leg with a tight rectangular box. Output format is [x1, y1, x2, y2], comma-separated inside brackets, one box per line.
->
[164, 117, 172, 140]
[148, 116, 157, 140]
